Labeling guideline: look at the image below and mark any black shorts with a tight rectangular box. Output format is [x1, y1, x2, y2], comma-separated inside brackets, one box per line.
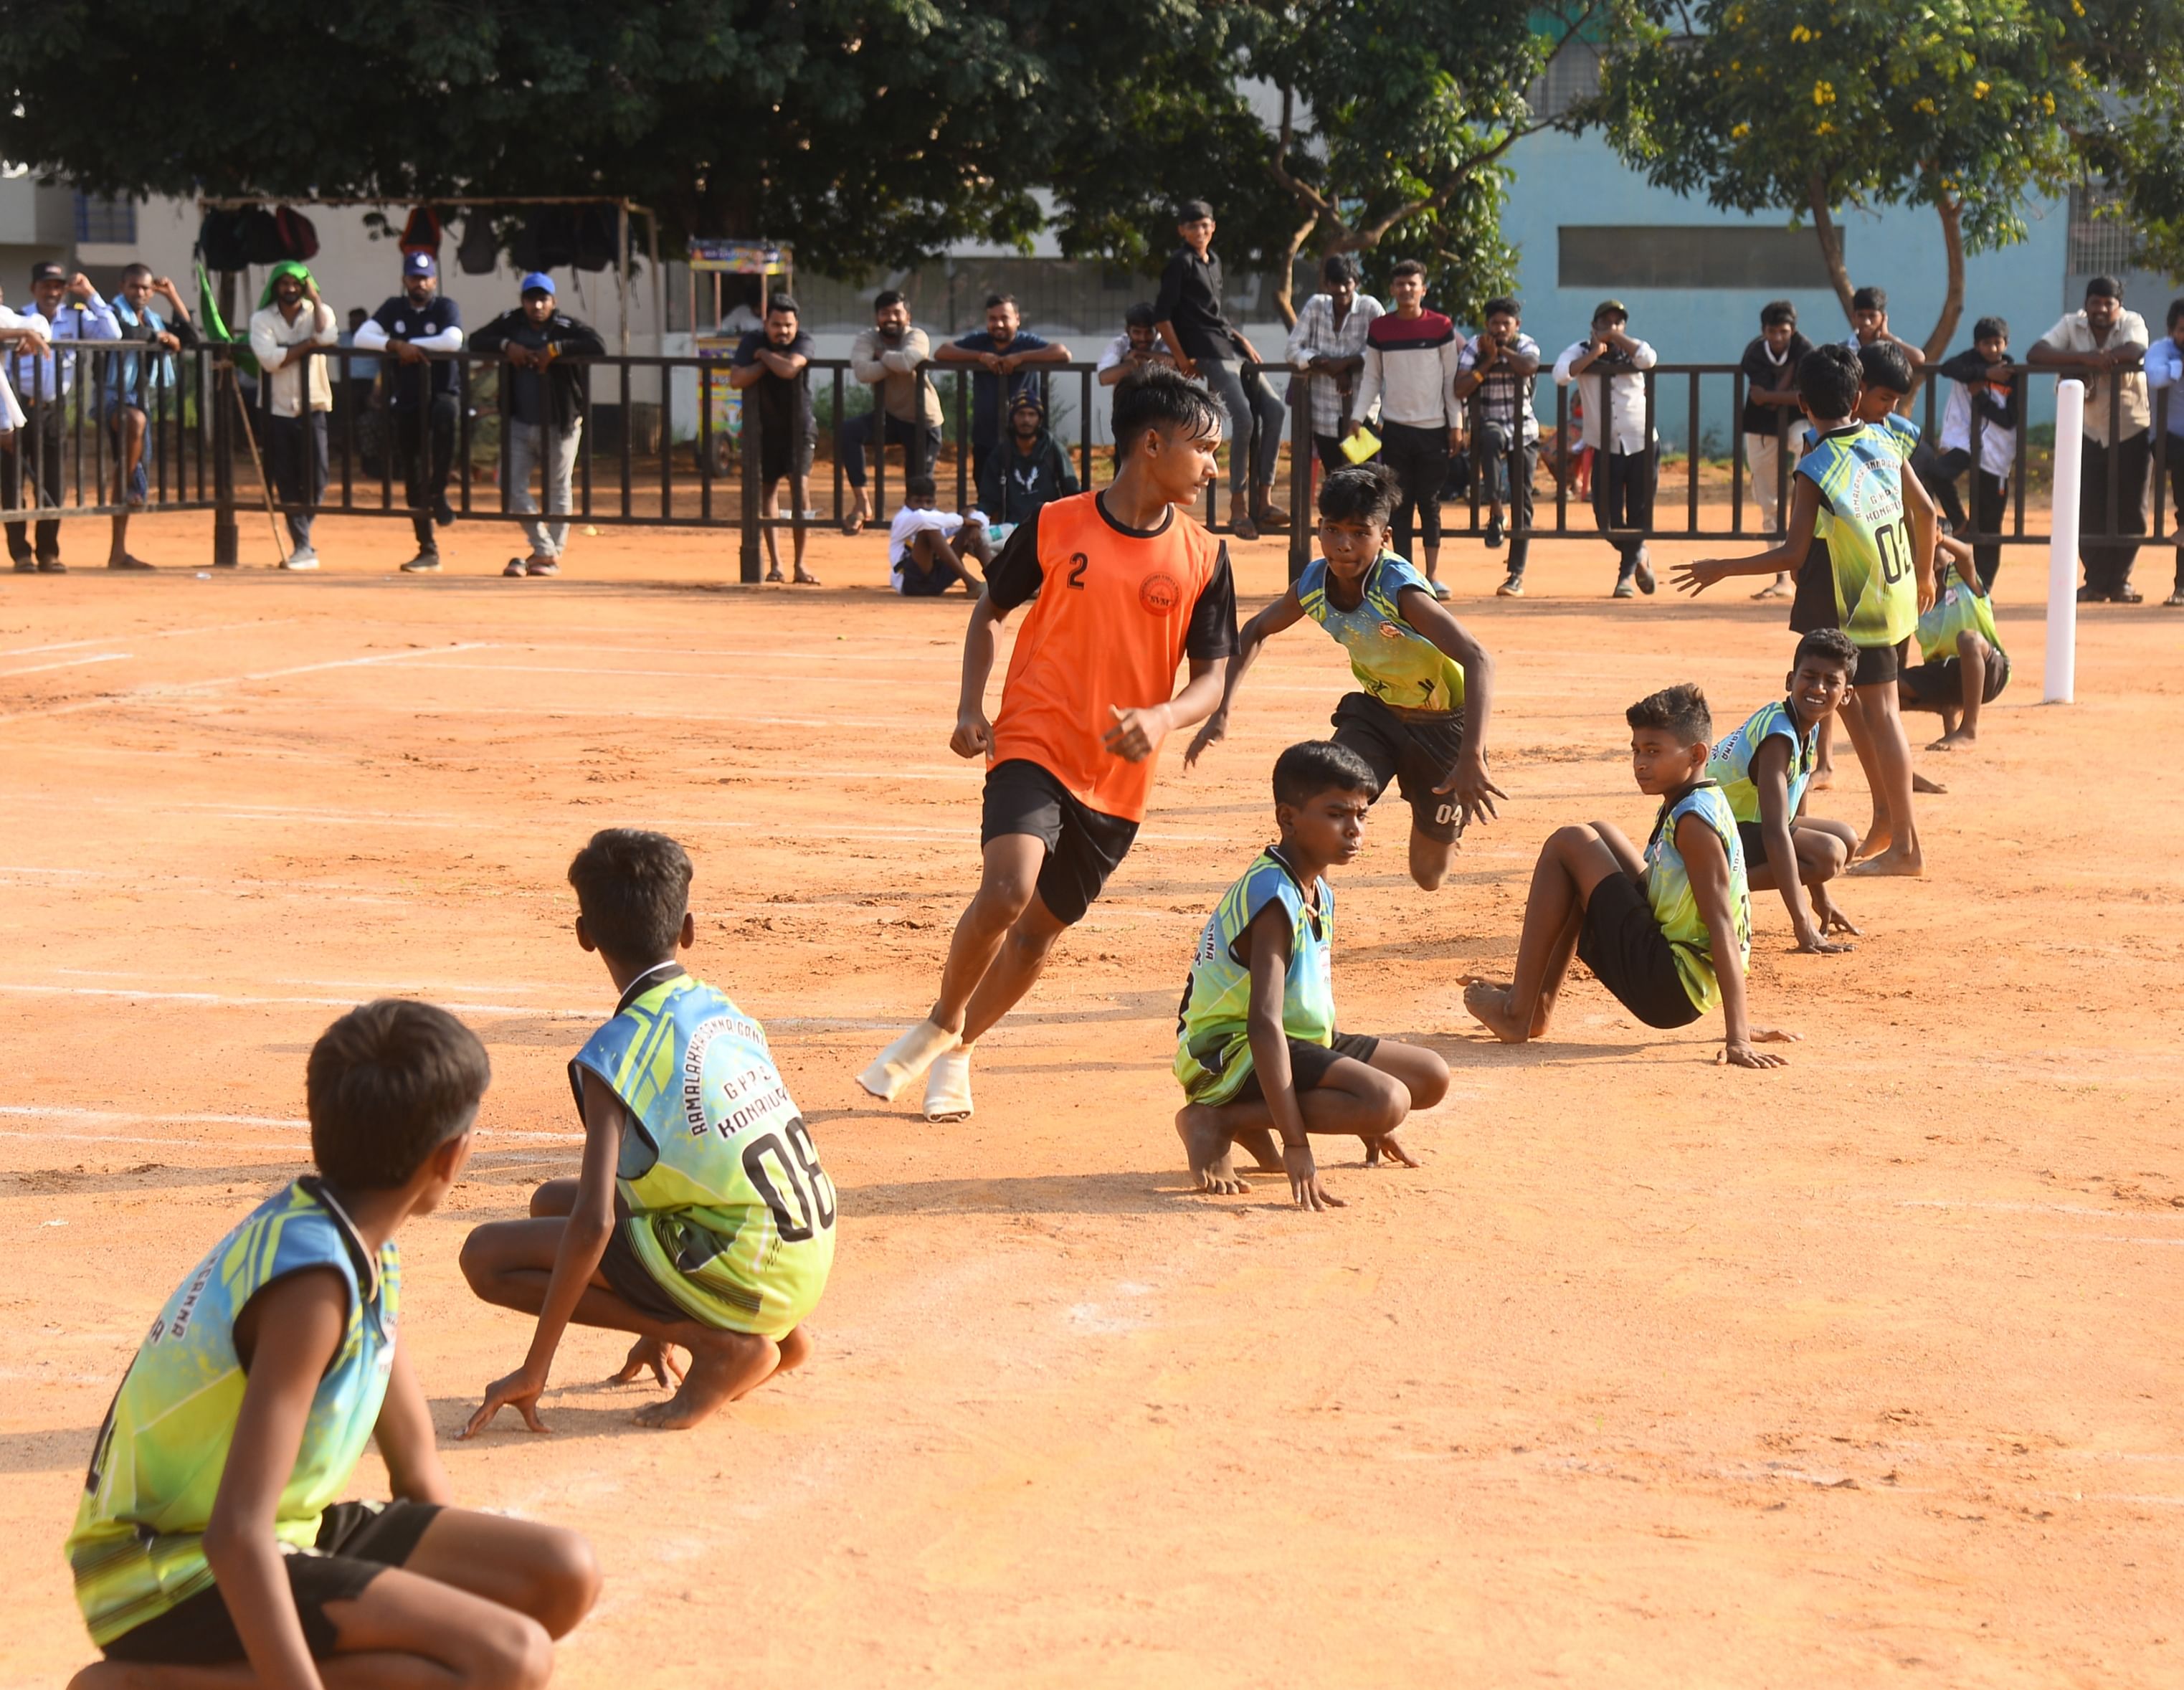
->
[1575, 871, 1703, 1030]
[1736, 820, 1772, 871]
[1903, 649, 2010, 706]
[1850, 637, 1909, 688]
[1787, 541, 1837, 635]
[1329, 693, 1468, 844]
[982, 759, 1139, 927]
[102, 1499, 442, 1664]
[598, 1215, 693, 1325]
[759, 433, 817, 485]
[1234, 1031, 1383, 1103]
[894, 555, 967, 597]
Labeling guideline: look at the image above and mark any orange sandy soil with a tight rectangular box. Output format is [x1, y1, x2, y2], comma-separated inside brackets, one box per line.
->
[1, 508, 2180, 1688]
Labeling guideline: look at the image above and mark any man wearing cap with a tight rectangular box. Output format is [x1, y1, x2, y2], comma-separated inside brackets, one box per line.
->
[353, 250, 465, 572]
[977, 389, 1078, 528]
[2030, 275, 2152, 602]
[1554, 298, 1660, 598]
[470, 273, 605, 576]
[248, 261, 339, 570]
[3, 262, 119, 572]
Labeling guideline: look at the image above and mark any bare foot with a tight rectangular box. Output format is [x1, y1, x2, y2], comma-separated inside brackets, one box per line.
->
[1929, 728, 1976, 752]
[633, 1331, 780, 1429]
[1364, 1129, 1420, 1168]
[1230, 1124, 1283, 1172]
[1751, 575, 1793, 599]
[1848, 845, 1924, 878]
[1176, 1105, 1250, 1194]
[1912, 771, 1948, 794]
[1463, 980, 1530, 1043]
[1855, 818, 1892, 860]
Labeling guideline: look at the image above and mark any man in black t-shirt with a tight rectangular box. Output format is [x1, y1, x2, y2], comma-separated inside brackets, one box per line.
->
[728, 293, 820, 584]
[353, 251, 465, 572]
[470, 273, 605, 577]
[1738, 300, 1814, 597]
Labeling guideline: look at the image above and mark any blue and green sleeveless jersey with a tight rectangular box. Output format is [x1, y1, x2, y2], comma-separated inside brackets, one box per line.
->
[571, 971, 835, 1338]
[67, 1179, 397, 1646]
[1643, 781, 1752, 1015]
[1879, 412, 1919, 460]
[1706, 699, 1819, 827]
[1799, 422, 1917, 647]
[1915, 562, 2005, 664]
[1296, 552, 1466, 713]
[1174, 847, 1338, 1105]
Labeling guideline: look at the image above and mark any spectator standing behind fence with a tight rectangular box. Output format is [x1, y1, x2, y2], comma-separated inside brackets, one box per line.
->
[978, 391, 1079, 528]
[4, 263, 118, 573]
[1845, 285, 1927, 373]
[1154, 201, 1288, 541]
[1097, 303, 1175, 391]
[1453, 296, 1541, 599]
[2030, 275, 2150, 604]
[1285, 255, 1382, 475]
[841, 289, 941, 536]
[103, 264, 198, 571]
[730, 291, 822, 586]
[936, 293, 1070, 470]
[2142, 300, 2184, 607]
[470, 272, 604, 579]
[1920, 316, 2018, 593]
[247, 261, 337, 572]
[1554, 298, 1659, 599]
[1348, 260, 1459, 598]
[1739, 300, 1814, 598]
[0, 287, 37, 437]
[354, 251, 464, 574]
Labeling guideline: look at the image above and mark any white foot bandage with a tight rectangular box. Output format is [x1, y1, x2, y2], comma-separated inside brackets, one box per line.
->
[857, 1020, 959, 1102]
[924, 1045, 975, 1122]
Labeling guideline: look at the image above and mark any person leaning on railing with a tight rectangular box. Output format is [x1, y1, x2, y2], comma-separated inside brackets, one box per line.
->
[841, 288, 942, 536]
[4, 262, 118, 574]
[353, 250, 465, 574]
[248, 261, 339, 571]
[470, 273, 605, 579]
[2142, 298, 2184, 608]
[103, 264, 199, 571]
[2029, 274, 2150, 604]
[1554, 298, 1659, 599]
[1284, 254, 1381, 476]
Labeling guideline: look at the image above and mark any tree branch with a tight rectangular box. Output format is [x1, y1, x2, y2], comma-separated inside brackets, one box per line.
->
[1922, 186, 1966, 365]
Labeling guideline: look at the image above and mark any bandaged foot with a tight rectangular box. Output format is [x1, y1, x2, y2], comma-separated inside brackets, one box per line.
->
[924, 1044, 975, 1122]
[857, 1019, 959, 1102]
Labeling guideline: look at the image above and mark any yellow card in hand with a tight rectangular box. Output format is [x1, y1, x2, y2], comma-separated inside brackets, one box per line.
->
[1341, 427, 1382, 464]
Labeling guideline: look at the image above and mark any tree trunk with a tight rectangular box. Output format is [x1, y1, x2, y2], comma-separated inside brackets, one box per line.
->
[1807, 173, 1855, 320]
[1271, 210, 1320, 331]
[1922, 191, 1967, 365]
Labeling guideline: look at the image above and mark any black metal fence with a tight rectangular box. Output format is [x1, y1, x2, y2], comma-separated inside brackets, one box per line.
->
[3, 343, 2171, 583]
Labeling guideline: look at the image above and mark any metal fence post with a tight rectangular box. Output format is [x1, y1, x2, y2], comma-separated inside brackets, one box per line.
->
[1288, 372, 1311, 582]
[739, 377, 763, 583]
[212, 353, 239, 567]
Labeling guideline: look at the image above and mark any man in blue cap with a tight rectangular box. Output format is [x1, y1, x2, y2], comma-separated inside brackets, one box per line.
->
[470, 272, 605, 576]
[354, 250, 465, 571]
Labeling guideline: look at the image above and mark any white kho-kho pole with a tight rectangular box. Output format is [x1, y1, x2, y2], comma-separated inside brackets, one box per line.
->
[2044, 378, 2085, 703]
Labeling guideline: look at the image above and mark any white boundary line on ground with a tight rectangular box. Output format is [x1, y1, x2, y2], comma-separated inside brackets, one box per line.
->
[0, 982, 596, 1016]
[0, 642, 495, 726]
[0, 619, 299, 660]
[0, 652, 132, 678]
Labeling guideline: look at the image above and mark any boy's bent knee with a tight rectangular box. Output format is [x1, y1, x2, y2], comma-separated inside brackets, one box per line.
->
[1407, 1049, 1451, 1109]
[526, 1526, 602, 1638]
[475, 1613, 556, 1690]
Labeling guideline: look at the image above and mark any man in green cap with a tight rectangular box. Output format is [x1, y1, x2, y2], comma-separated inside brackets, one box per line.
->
[248, 261, 339, 569]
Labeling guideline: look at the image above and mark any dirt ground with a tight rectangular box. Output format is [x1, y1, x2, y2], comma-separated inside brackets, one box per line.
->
[1, 507, 2179, 1689]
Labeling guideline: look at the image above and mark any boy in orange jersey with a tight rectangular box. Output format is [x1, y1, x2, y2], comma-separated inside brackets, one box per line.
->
[859, 366, 1238, 1121]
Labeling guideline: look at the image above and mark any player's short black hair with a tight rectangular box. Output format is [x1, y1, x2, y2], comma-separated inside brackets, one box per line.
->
[2168, 298, 2184, 331]
[1321, 253, 1359, 285]
[1390, 259, 1427, 282]
[1273, 740, 1380, 809]
[1858, 339, 1914, 396]
[1125, 300, 1157, 328]
[1851, 285, 1887, 313]
[905, 473, 939, 500]
[1319, 461, 1400, 528]
[1973, 315, 2010, 342]
[873, 288, 906, 312]
[2085, 274, 2123, 302]
[984, 291, 1019, 312]
[1626, 683, 1711, 747]
[765, 292, 799, 317]
[1761, 299, 1798, 328]
[1797, 343, 1862, 419]
[121, 261, 153, 283]
[1111, 364, 1222, 457]
[1175, 199, 1215, 223]
[1792, 627, 1859, 678]
[568, 827, 693, 963]
[307, 1000, 488, 1190]
[1482, 295, 1521, 321]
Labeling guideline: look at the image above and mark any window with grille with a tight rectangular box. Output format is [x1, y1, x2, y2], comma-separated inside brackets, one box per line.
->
[73, 191, 136, 245]
[1558, 224, 1841, 289]
[1526, 42, 1601, 121]
[2066, 185, 2141, 277]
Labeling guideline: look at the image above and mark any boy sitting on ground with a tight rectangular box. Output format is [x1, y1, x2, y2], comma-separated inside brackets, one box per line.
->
[1175, 741, 1451, 1210]
[1464, 684, 1796, 1069]
[462, 828, 836, 1433]
[1706, 628, 1863, 953]
[889, 473, 993, 597]
[66, 1001, 599, 1690]
[1900, 532, 2008, 751]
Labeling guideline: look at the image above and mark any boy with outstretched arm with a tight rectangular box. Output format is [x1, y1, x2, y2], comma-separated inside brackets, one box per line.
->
[858, 366, 1239, 1121]
[65, 1001, 599, 1690]
[1175, 741, 1452, 1209]
[462, 828, 836, 1433]
[1464, 685, 1796, 1068]
[1187, 460, 1506, 891]
[1900, 532, 2009, 751]
[1706, 628, 1863, 953]
[1674, 343, 1937, 876]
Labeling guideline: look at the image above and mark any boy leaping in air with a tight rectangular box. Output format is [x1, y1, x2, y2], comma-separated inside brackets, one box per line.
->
[462, 828, 836, 1432]
[1175, 741, 1451, 1209]
[1464, 684, 1796, 1068]
[858, 365, 1239, 1121]
[66, 1002, 599, 1690]
[1675, 343, 1937, 875]
[1187, 460, 1505, 890]
[1900, 532, 2009, 751]
[1705, 628, 1863, 953]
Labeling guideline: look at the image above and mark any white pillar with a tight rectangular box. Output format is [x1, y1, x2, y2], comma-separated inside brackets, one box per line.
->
[2044, 378, 2084, 704]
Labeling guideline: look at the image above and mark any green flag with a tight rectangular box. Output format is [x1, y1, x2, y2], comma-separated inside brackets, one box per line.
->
[195, 259, 257, 377]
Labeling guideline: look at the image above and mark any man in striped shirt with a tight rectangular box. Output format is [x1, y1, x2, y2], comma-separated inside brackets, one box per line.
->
[1285, 254, 1382, 473]
[1453, 296, 1541, 597]
[1348, 260, 1461, 599]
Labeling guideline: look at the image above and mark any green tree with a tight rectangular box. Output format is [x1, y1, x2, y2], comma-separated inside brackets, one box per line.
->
[1594, 0, 2122, 358]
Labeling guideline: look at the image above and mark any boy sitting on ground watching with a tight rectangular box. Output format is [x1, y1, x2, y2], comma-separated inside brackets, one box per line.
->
[462, 828, 836, 1433]
[1900, 532, 2009, 751]
[66, 1000, 599, 1690]
[889, 473, 992, 597]
[1175, 740, 1451, 1210]
[1464, 684, 1797, 1069]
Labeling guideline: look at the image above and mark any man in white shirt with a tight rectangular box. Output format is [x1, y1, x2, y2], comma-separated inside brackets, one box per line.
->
[1285, 255, 1382, 473]
[248, 262, 339, 569]
[2029, 275, 2151, 602]
[1554, 298, 1658, 597]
